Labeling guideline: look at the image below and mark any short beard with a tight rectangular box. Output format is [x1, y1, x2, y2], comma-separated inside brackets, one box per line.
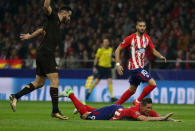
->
[138, 30, 145, 35]
[61, 17, 70, 24]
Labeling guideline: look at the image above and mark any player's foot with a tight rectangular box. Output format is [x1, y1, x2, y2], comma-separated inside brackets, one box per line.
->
[133, 99, 141, 106]
[9, 94, 18, 112]
[111, 97, 118, 102]
[86, 92, 90, 100]
[73, 101, 86, 114]
[58, 88, 74, 97]
[51, 112, 69, 120]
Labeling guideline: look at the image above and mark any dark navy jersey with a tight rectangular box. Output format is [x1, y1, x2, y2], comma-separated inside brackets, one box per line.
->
[38, 7, 61, 54]
[86, 104, 123, 120]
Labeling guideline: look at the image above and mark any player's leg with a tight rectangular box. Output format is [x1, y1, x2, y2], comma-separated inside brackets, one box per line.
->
[107, 78, 117, 102]
[116, 85, 137, 105]
[86, 78, 100, 99]
[9, 75, 46, 112]
[116, 70, 140, 105]
[137, 78, 156, 102]
[134, 69, 156, 104]
[47, 72, 68, 120]
[59, 88, 96, 115]
[105, 67, 117, 102]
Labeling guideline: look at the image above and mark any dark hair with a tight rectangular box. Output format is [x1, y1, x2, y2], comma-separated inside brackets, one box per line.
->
[136, 18, 146, 25]
[141, 98, 152, 106]
[59, 6, 72, 12]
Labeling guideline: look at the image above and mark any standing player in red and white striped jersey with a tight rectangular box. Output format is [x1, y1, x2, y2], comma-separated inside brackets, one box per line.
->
[115, 19, 166, 105]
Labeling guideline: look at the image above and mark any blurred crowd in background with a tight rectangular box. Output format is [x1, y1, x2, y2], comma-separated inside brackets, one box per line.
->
[0, 0, 194, 69]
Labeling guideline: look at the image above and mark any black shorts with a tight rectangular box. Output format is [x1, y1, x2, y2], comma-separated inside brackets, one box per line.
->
[96, 66, 112, 79]
[36, 52, 58, 77]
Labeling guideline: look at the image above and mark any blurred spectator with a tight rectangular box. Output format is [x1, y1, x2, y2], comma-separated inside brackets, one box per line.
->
[65, 48, 80, 69]
[187, 44, 195, 69]
[0, 49, 6, 59]
[24, 54, 34, 68]
[175, 50, 185, 69]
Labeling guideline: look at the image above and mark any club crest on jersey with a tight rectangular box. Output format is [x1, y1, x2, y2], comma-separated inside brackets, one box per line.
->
[121, 40, 125, 44]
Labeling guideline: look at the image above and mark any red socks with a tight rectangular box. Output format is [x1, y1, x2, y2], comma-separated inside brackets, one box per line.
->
[69, 94, 96, 115]
[85, 105, 97, 112]
[137, 85, 156, 102]
[116, 89, 134, 105]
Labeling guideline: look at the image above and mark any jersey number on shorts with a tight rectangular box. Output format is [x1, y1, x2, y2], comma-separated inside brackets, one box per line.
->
[89, 116, 96, 120]
[141, 70, 149, 78]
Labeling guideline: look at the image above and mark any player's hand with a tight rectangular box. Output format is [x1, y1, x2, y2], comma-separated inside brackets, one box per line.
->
[93, 67, 97, 74]
[116, 65, 123, 75]
[20, 33, 31, 40]
[173, 119, 183, 122]
[160, 56, 166, 63]
[164, 112, 174, 120]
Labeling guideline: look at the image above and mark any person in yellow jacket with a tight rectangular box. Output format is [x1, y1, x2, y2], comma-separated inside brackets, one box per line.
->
[86, 38, 117, 102]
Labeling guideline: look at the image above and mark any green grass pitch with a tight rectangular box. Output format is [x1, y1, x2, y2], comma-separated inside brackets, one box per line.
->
[0, 100, 194, 131]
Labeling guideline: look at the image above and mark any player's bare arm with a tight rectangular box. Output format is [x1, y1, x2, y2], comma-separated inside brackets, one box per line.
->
[167, 118, 183, 122]
[152, 48, 166, 63]
[115, 45, 124, 75]
[93, 56, 98, 73]
[137, 112, 175, 121]
[43, 0, 52, 15]
[20, 28, 45, 40]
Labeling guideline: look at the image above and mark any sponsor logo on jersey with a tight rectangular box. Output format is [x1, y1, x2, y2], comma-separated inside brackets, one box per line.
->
[136, 48, 145, 53]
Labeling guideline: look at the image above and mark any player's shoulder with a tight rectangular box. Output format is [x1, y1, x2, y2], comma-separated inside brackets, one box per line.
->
[144, 33, 151, 39]
[97, 47, 103, 52]
[128, 33, 136, 39]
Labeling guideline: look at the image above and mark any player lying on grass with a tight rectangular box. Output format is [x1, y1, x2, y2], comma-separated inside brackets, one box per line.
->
[59, 89, 182, 121]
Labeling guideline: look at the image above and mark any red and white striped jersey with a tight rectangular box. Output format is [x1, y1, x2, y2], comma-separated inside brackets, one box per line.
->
[120, 33, 154, 70]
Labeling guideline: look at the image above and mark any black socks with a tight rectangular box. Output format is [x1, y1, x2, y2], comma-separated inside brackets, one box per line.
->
[15, 83, 35, 99]
[50, 87, 59, 113]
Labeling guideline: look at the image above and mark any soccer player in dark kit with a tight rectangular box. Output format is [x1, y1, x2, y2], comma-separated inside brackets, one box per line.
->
[9, 0, 72, 120]
[59, 89, 182, 122]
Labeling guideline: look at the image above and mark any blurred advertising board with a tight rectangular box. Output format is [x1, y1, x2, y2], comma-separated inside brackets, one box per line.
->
[0, 78, 194, 104]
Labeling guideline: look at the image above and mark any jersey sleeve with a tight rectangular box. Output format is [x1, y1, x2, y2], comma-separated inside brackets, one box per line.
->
[95, 48, 101, 58]
[149, 110, 159, 117]
[120, 36, 132, 48]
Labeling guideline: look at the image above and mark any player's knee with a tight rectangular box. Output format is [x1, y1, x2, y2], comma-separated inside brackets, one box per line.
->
[32, 80, 45, 89]
[50, 78, 59, 87]
[149, 82, 156, 87]
[148, 79, 156, 87]
[129, 88, 136, 93]
[129, 86, 137, 93]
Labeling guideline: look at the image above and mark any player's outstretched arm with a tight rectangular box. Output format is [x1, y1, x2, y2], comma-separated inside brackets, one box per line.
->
[151, 48, 166, 63]
[43, 0, 52, 15]
[167, 118, 183, 122]
[137, 112, 175, 121]
[20, 28, 45, 40]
